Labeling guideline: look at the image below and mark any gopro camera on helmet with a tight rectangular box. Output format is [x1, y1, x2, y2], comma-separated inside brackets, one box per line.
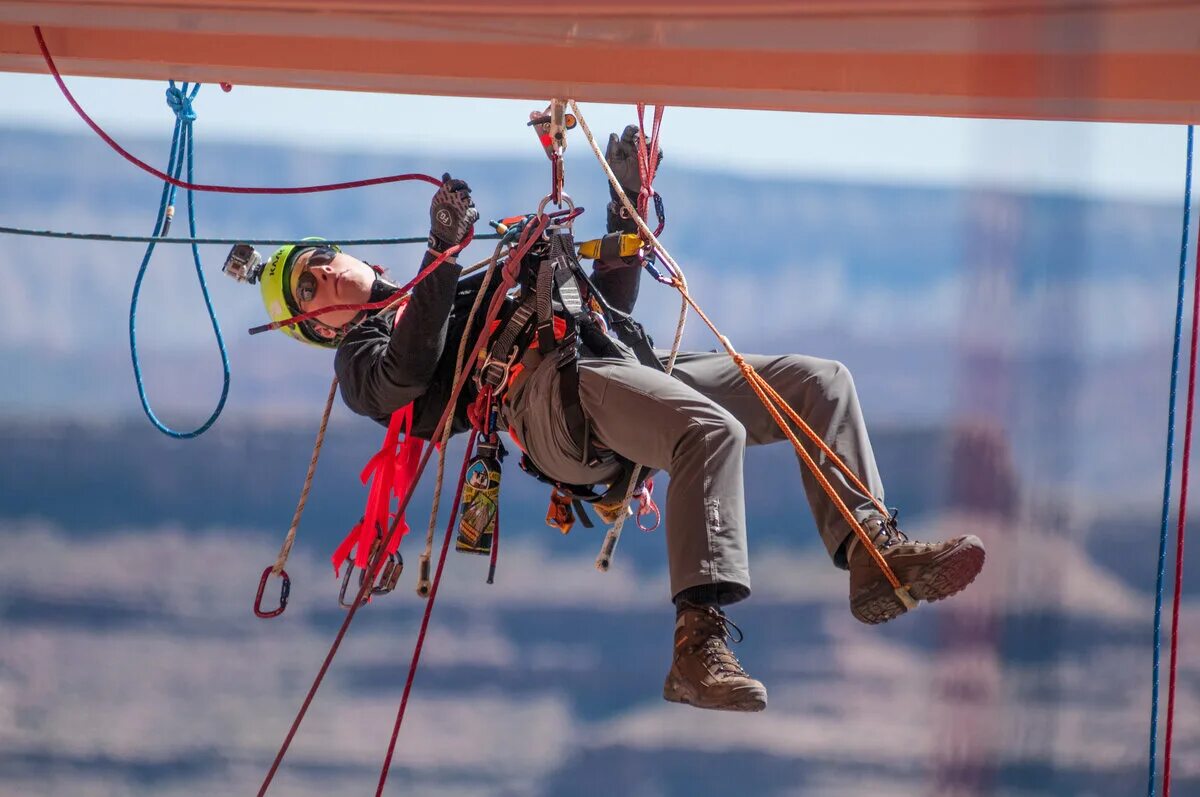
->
[223, 243, 263, 284]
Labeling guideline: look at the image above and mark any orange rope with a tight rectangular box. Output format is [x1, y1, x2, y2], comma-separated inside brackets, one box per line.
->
[572, 102, 910, 600]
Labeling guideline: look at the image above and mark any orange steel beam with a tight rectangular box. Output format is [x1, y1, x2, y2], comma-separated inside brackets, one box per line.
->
[1, 1, 1198, 123]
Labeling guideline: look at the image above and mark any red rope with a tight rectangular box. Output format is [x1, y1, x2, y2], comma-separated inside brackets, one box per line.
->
[248, 233, 473, 335]
[372, 228, 540, 794]
[256, 216, 545, 796]
[255, 442, 433, 797]
[634, 104, 664, 220]
[374, 433, 477, 797]
[1163, 215, 1199, 797]
[32, 26, 440, 195]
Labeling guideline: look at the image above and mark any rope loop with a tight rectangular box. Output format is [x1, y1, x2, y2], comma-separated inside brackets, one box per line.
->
[164, 81, 198, 123]
[129, 81, 232, 439]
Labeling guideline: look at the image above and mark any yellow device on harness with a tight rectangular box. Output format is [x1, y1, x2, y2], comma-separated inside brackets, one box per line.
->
[577, 233, 643, 260]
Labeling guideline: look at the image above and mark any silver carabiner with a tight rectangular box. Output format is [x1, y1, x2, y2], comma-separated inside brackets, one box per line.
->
[537, 191, 575, 217]
[537, 192, 576, 241]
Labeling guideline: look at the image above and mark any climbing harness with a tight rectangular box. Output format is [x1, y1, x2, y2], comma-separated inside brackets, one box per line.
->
[474, 210, 665, 549]
[129, 81, 231, 439]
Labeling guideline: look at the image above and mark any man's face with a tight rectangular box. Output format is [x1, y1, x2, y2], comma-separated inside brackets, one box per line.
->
[291, 247, 377, 337]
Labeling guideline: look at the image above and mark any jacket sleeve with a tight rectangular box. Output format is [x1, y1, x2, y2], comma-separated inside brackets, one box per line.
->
[590, 219, 648, 319]
[335, 250, 464, 419]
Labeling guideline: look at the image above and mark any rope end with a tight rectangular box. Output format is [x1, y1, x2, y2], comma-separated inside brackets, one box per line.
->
[415, 553, 432, 598]
[894, 585, 918, 610]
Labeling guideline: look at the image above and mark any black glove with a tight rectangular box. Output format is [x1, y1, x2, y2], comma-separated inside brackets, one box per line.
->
[428, 173, 479, 252]
[605, 124, 663, 203]
[605, 125, 663, 233]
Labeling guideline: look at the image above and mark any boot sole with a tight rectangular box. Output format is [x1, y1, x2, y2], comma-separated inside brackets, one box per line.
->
[851, 536, 986, 625]
[663, 674, 768, 712]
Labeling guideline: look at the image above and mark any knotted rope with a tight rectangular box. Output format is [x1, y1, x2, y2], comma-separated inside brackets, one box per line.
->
[128, 81, 231, 439]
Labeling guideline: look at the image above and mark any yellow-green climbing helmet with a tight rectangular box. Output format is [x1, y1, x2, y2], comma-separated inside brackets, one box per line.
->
[259, 238, 341, 349]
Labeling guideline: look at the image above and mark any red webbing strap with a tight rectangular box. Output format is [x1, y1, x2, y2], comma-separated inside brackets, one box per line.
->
[331, 302, 424, 574]
[331, 405, 422, 575]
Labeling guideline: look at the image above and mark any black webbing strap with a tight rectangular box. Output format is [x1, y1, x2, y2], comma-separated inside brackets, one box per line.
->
[535, 246, 558, 353]
[480, 295, 536, 388]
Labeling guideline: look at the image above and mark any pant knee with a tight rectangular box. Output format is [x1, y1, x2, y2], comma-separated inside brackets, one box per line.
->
[675, 407, 745, 461]
[808, 357, 853, 401]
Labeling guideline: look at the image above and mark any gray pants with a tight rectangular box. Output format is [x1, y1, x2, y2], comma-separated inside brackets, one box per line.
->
[503, 350, 885, 603]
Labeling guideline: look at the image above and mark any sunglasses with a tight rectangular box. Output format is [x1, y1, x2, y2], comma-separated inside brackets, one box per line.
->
[293, 246, 338, 305]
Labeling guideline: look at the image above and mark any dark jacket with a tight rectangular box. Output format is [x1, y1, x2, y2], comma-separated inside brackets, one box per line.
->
[335, 242, 642, 439]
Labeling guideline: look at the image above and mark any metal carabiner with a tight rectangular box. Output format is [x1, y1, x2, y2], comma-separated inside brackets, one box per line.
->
[254, 566, 291, 619]
[372, 553, 404, 595]
[536, 191, 575, 218]
[338, 558, 370, 609]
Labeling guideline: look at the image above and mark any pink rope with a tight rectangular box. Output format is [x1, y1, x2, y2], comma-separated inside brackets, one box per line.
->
[33, 26, 440, 195]
[1163, 215, 1199, 797]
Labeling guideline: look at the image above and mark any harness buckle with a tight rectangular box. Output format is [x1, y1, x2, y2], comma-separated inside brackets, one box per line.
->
[554, 328, 579, 362]
[479, 347, 519, 389]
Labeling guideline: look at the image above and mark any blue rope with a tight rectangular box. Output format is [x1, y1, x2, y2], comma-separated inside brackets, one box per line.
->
[129, 82, 230, 439]
[1147, 124, 1193, 797]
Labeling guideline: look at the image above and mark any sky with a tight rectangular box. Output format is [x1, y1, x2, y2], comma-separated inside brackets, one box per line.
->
[0, 71, 1193, 204]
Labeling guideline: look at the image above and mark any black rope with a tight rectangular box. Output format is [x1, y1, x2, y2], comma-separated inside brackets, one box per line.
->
[0, 225, 503, 247]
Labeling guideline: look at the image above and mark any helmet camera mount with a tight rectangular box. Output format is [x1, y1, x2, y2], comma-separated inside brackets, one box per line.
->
[223, 243, 264, 285]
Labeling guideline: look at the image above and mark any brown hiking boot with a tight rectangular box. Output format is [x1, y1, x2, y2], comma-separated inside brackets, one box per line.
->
[663, 603, 767, 712]
[848, 514, 985, 625]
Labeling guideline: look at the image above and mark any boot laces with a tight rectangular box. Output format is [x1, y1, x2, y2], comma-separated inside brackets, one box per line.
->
[870, 510, 909, 551]
[688, 606, 749, 678]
